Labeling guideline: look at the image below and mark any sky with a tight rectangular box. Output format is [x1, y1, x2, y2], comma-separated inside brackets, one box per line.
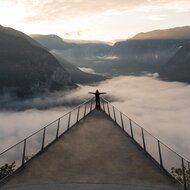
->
[0, 0, 190, 41]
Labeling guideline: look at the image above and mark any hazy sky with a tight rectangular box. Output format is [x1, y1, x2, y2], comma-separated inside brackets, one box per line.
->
[0, 0, 190, 41]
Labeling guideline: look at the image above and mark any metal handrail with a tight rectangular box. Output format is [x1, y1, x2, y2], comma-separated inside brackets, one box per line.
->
[101, 97, 190, 162]
[101, 97, 189, 190]
[0, 97, 95, 182]
[0, 98, 93, 156]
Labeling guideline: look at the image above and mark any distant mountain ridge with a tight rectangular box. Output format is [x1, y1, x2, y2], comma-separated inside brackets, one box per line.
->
[109, 26, 190, 80]
[0, 25, 75, 97]
[30, 34, 73, 50]
[31, 26, 190, 83]
[31, 34, 107, 83]
[31, 34, 112, 68]
[30, 34, 111, 46]
[132, 26, 190, 40]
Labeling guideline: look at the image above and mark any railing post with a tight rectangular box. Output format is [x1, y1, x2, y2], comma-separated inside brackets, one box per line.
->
[157, 140, 163, 168]
[120, 112, 124, 130]
[76, 106, 80, 122]
[181, 158, 188, 190]
[129, 119, 134, 139]
[188, 162, 190, 188]
[41, 127, 46, 151]
[102, 99, 105, 112]
[141, 128, 146, 152]
[90, 99, 93, 112]
[107, 102, 110, 117]
[67, 112, 71, 131]
[22, 139, 26, 166]
[84, 103, 87, 117]
[113, 106, 116, 122]
[56, 119, 60, 139]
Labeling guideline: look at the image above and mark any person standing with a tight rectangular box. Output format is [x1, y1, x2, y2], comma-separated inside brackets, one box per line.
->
[88, 90, 106, 110]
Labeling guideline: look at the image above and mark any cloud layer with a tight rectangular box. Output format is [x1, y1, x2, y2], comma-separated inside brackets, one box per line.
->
[71, 76, 190, 159]
[0, 76, 190, 160]
[3, 0, 190, 22]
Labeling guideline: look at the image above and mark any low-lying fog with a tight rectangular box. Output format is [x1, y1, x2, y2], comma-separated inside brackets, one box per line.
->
[0, 75, 190, 159]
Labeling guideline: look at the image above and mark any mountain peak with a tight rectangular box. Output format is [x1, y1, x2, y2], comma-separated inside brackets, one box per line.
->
[0, 25, 75, 97]
[132, 26, 190, 40]
[30, 34, 62, 39]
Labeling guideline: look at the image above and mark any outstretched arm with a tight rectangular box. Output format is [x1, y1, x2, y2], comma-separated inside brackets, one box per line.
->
[99, 92, 106, 95]
[88, 92, 96, 94]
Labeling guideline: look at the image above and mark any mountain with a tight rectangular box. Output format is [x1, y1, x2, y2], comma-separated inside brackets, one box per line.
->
[109, 26, 190, 77]
[30, 34, 74, 50]
[159, 43, 190, 83]
[51, 52, 106, 84]
[0, 25, 75, 98]
[112, 39, 187, 73]
[31, 34, 112, 68]
[32, 26, 190, 83]
[132, 26, 190, 40]
[31, 34, 107, 83]
[0, 26, 43, 48]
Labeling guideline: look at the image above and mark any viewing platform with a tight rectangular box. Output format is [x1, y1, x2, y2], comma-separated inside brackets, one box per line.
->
[0, 96, 188, 190]
[1, 108, 182, 190]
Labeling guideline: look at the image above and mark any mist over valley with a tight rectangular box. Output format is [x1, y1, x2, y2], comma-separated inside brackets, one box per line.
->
[0, 24, 190, 163]
[0, 75, 190, 160]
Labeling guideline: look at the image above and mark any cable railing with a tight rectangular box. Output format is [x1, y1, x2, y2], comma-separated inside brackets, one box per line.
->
[100, 97, 190, 190]
[0, 96, 189, 189]
[0, 98, 95, 182]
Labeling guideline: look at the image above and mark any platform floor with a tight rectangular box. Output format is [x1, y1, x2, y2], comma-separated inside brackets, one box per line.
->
[1, 110, 182, 190]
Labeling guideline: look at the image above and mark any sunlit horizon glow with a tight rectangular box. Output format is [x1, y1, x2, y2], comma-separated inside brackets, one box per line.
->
[0, 0, 190, 41]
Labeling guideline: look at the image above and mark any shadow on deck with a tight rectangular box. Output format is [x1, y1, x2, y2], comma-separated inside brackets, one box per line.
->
[1, 110, 182, 190]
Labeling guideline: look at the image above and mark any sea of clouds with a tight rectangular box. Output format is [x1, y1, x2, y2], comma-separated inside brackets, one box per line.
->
[0, 75, 190, 159]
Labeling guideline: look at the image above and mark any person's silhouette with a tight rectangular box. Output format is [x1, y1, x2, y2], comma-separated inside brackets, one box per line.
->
[88, 90, 106, 110]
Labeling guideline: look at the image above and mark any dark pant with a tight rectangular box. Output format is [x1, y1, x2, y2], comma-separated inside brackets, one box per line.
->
[96, 100, 100, 110]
